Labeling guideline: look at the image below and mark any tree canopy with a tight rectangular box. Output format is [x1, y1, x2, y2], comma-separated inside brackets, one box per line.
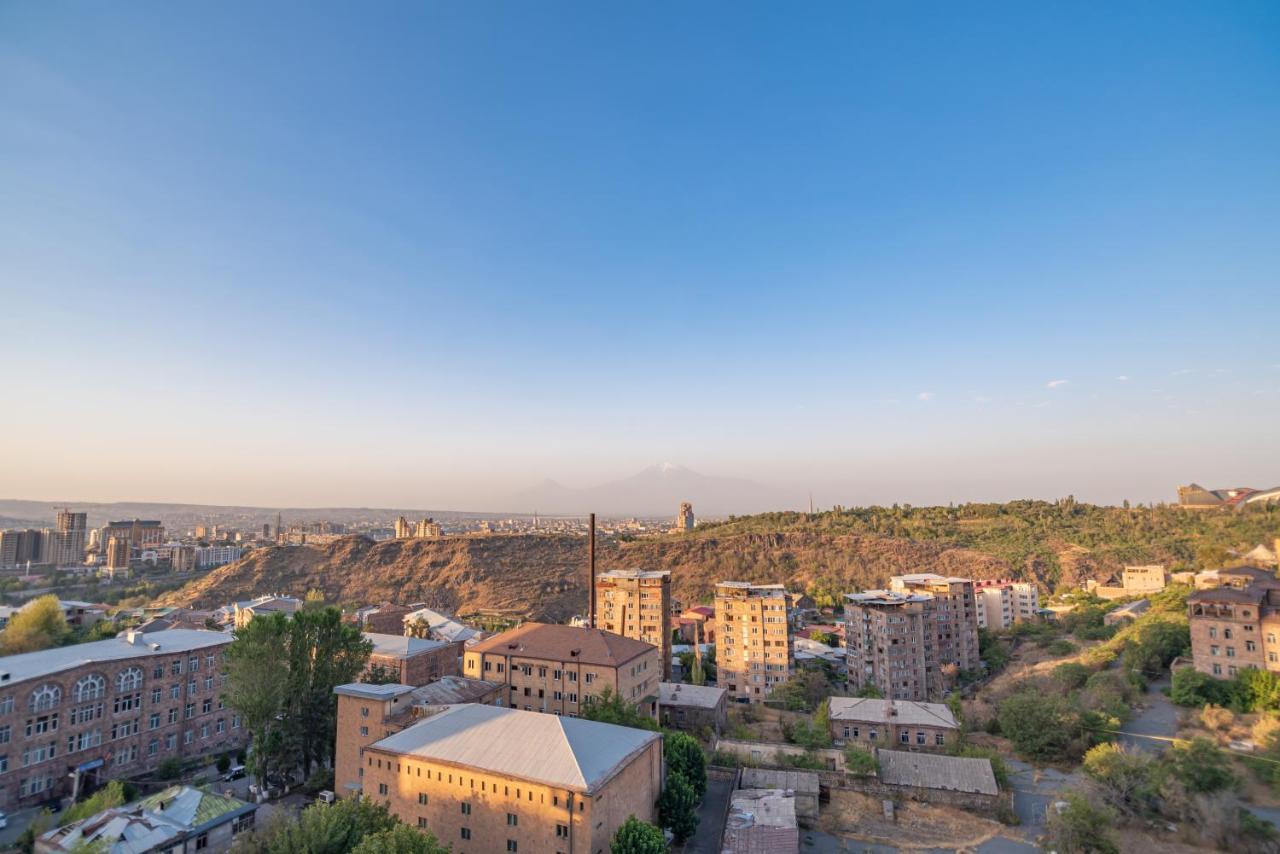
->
[1, 594, 70, 654]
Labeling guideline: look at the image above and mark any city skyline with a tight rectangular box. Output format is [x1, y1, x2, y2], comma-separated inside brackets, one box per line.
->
[3, 2, 1278, 509]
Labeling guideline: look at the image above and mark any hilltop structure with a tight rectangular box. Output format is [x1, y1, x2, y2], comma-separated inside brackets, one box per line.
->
[1179, 483, 1280, 509]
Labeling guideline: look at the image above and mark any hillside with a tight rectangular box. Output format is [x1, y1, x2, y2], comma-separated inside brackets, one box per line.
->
[163, 501, 1280, 620]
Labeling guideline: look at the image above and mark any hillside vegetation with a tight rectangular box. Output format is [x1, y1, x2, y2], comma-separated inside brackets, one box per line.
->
[164, 500, 1278, 620]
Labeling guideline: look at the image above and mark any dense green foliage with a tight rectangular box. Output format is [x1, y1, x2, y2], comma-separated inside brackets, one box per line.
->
[843, 744, 879, 775]
[59, 781, 133, 825]
[611, 816, 667, 854]
[232, 797, 446, 854]
[658, 771, 699, 843]
[1166, 737, 1236, 793]
[1172, 666, 1280, 713]
[580, 686, 660, 731]
[769, 670, 834, 712]
[998, 691, 1080, 760]
[224, 608, 372, 786]
[0, 594, 70, 654]
[665, 732, 707, 798]
[697, 500, 1280, 588]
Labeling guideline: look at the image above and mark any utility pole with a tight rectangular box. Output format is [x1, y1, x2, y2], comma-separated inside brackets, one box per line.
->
[588, 512, 597, 628]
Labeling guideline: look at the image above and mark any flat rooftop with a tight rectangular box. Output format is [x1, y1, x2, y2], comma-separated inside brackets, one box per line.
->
[597, 569, 671, 580]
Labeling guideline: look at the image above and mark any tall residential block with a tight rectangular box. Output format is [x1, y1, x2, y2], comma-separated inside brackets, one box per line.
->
[351, 703, 661, 854]
[462, 623, 660, 718]
[99, 520, 165, 552]
[973, 579, 1041, 630]
[845, 573, 980, 702]
[715, 582, 793, 703]
[596, 569, 672, 679]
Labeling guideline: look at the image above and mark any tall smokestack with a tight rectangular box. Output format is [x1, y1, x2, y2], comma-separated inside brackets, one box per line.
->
[588, 512, 597, 628]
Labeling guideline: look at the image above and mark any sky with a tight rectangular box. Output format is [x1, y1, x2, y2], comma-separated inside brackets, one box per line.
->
[1, 1, 1278, 511]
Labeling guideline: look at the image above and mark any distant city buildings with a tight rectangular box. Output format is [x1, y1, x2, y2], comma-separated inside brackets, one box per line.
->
[195, 545, 243, 569]
[596, 569, 672, 679]
[716, 582, 794, 703]
[394, 516, 442, 539]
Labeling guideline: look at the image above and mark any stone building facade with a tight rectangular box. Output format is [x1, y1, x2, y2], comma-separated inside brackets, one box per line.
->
[595, 569, 672, 679]
[716, 582, 793, 703]
[364, 633, 462, 687]
[1188, 566, 1280, 678]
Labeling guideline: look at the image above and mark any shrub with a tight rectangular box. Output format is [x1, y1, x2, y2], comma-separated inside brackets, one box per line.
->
[216, 753, 232, 775]
[665, 732, 707, 799]
[843, 744, 879, 776]
[611, 815, 666, 854]
[1048, 639, 1079, 656]
[157, 757, 185, 780]
[1167, 737, 1236, 794]
[1201, 704, 1235, 733]
[998, 690, 1078, 760]
[1046, 790, 1119, 854]
[1082, 743, 1157, 814]
[658, 772, 699, 843]
[1053, 663, 1092, 690]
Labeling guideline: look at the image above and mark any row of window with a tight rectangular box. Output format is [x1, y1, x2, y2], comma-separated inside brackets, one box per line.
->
[17, 670, 224, 714]
[841, 725, 946, 746]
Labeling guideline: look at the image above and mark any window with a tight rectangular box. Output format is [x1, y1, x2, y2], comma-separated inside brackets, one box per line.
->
[460, 802, 471, 815]
[916, 731, 926, 745]
[151, 688, 162, 704]
[153, 664, 164, 679]
[360, 726, 369, 737]
[507, 813, 518, 826]
[1225, 628, 1234, 640]
[507, 841, 518, 852]
[195, 832, 209, 851]
[73, 675, 106, 702]
[418, 818, 428, 828]
[460, 828, 471, 840]
[361, 706, 370, 718]
[378, 783, 388, 795]
[899, 731, 910, 744]
[936, 733, 946, 746]
[29, 684, 60, 712]
[556, 824, 570, 838]
[149, 713, 161, 730]
[116, 667, 144, 692]
[418, 793, 428, 805]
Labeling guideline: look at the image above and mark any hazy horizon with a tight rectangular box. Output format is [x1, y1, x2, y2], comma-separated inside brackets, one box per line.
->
[3, 3, 1277, 509]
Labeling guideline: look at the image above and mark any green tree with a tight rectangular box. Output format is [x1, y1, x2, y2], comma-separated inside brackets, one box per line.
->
[1166, 737, 1236, 794]
[580, 687, 659, 731]
[364, 663, 400, 685]
[1046, 790, 1119, 854]
[349, 823, 449, 853]
[302, 588, 328, 610]
[665, 732, 707, 798]
[1, 594, 70, 654]
[843, 744, 879, 776]
[247, 797, 399, 854]
[1054, 663, 1092, 690]
[809, 630, 838, 647]
[658, 772, 699, 843]
[225, 612, 293, 787]
[1082, 743, 1157, 814]
[998, 690, 1078, 760]
[611, 815, 667, 854]
[770, 670, 832, 711]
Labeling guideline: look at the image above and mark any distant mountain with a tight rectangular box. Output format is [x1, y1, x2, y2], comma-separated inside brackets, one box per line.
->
[505, 463, 796, 517]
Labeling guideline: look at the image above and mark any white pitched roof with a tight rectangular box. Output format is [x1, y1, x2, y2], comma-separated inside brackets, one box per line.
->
[827, 697, 958, 729]
[364, 632, 451, 658]
[402, 607, 480, 643]
[368, 703, 659, 793]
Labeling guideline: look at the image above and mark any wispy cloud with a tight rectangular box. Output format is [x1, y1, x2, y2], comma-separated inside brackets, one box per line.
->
[1115, 375, 1130, 382]
[917, 391, 934, 402]
[1171, 368, 1193, 376]
[1046, 379, 1069, 389]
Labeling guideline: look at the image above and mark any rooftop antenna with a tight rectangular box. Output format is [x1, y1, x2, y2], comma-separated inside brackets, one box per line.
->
[588, 512, 597, 628]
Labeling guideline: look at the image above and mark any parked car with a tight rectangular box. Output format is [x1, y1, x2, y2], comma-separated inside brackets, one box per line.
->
[223, 765, 247, 782]
[0, 811, 8, 829]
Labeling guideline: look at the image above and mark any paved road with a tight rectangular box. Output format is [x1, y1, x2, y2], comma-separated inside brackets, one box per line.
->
[1117, 677, 1180, 754]
[680, 773, 735, 854]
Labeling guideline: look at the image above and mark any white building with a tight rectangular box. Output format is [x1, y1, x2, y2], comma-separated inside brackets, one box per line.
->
[973, 579, 1040, 630]
[195, 545, 242, 569]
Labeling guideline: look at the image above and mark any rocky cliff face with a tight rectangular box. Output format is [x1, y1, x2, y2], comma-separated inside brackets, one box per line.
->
[163, 532, 1012, 620]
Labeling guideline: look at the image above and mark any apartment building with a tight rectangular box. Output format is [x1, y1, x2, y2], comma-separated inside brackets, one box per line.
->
[715, 582, 794, 703]
[231, 595, 302, 628]
[333, 678, 505, 796]
[357, 703, 662, 854]
[0, 629, 244, 810]
[845, 575, 980, 702]
[462, 623, 660, 718]
[99, 520, 166, 552]
[1188, 566, 1280, 678]
[827, 697, 959, 751]
[889, 573, 980, 675]
[595, 569, 672, 679]
[0, 530, 43, 568]
[364, 633, 462, 686]
[972, 579, 1040, 630]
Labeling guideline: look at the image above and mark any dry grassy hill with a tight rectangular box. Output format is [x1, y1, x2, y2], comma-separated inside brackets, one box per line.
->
[162, 531, 1010, 620]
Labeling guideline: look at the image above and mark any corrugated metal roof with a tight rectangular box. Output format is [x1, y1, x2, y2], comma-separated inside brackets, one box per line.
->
[878, 749, 998, 795]
[0, 629, 230, 686]
[368, 703, 659, 793]
[828, 697, 958, 729]
[364, 632, 450, 658]
[467, 622, 654, 667]
[660, 681, 726, 709]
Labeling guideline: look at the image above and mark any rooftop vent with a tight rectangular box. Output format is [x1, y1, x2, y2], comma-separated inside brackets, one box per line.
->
[0, 671, 8, 683]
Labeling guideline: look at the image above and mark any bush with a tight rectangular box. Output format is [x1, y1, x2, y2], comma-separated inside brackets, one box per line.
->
[216, 753, 232, 775]
[304, 767, 335, 795]
[611, 815, 667, 854]
[658, 772, 699, 843]
[1053, 663, 1092, 690]
[843, 744, 879, 776]
[1082, 743, 1157, 815]
[1201, 704, 1235, 733]
[1048, 639, 1079, 656]
[998, 690, 1078, 760]
[1046, 790, 1119, 854]
[1167, 737, 1236, 794]
[665, 732, 707, 799]
[157, 757, 185, 780]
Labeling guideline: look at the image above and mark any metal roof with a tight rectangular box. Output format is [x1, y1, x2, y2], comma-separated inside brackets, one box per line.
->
[878, 749, 998, 795]
[0, 629, 231, 687]
[367, 703, 660, 794]
[467, 622, 655, 667]
[660, 681, 727, 709]
[828, 697, 958, 729]
[364, 632, 451, 658]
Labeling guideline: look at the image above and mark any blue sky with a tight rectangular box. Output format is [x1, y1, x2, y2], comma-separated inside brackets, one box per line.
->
[2, 1, 1278, 510]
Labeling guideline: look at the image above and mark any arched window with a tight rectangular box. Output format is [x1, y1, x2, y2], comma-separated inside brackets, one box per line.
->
[30, 684, 61, 712]
[73, 674, 106, 702]
[116, 667, 143, 693]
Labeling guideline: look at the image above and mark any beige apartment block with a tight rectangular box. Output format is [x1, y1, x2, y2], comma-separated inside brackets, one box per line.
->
[358, 703, 662, 854]
[888, 574, 981, 675]
[462, 623, 660, 718]
[595, 569, 672, 679]
[1188, 566, 1280, 679]
[715, 582, 793, 704]
[973, 579, 1040, 630]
